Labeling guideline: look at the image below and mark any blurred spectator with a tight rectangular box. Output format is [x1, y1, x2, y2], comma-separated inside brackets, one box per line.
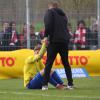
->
[0, 21, 9, 51]
[90, 18, 97, 31]
[90, 23, 98, 49]
[67, 23, 74, 50]
[39, 28, 45, 39]
[2, 21, 21, 51]
[20, 24, 41, 49]
[30, 25, 41, 49]
[20, 23, 27, 48]
[73, 20, 91, 50]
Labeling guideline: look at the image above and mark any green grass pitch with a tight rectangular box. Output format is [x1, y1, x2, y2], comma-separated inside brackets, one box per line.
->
[0, 77, 100, 100]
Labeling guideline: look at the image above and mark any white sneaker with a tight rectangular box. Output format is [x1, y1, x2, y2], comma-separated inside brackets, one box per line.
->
[67, 85, 74, 90]
[42, 85, 48, 90]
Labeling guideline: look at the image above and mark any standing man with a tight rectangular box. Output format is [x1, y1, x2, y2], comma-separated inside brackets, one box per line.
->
[42, 1, 74, 90]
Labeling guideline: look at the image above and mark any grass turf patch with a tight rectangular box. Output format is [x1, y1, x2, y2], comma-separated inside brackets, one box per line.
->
[0, 77, 100, 100]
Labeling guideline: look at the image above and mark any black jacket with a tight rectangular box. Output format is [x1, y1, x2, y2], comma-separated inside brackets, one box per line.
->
[44, 8, 70, 43]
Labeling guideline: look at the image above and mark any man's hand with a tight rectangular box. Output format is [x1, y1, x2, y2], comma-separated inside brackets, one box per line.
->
[42, 37, 49, 46]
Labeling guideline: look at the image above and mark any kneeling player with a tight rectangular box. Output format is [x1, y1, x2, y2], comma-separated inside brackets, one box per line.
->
[24, 44, 65, 90]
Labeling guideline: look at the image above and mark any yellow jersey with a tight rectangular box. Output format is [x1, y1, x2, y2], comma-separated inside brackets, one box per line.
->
[24, 42, 47, 87]
[24, 59, 45, 87]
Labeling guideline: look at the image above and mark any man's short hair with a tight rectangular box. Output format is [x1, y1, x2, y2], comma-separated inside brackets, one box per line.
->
[49, 1, 60, 8]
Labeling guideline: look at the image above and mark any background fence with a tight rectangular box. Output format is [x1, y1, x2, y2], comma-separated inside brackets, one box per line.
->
[0, 0, 99, 51]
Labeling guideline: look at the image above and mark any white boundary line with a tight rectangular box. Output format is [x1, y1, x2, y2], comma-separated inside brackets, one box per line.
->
[0, 91, 100, 99]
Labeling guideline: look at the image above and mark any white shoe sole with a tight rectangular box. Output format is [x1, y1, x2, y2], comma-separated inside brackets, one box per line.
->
[42, 86, 48, 90]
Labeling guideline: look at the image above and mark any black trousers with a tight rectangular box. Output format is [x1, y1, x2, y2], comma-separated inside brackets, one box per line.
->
[42, 42, 73, 86]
